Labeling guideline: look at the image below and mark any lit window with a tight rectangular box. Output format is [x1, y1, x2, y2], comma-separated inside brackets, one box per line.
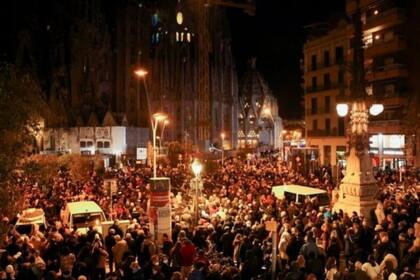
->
[176, 12, 183, 25]
[152, 13, 159, 27]
[186, 33, 191, 42]
[176, 32, 179, 42]
[180, 32, 184, 41]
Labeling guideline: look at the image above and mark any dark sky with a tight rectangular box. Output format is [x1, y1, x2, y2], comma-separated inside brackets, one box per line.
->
[227, 0, 345, 119]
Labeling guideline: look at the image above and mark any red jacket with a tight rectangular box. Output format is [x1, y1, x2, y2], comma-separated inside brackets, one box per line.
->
[180, 241, 196, 266]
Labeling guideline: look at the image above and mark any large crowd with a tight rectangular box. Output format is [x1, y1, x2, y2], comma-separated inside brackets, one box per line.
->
[0, 152, 419, 280]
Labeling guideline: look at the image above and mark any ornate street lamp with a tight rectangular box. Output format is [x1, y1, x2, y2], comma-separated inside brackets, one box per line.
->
[152, 112, 168, 178]
[333, 0, 383, 218]
[191, 159, 203, 226]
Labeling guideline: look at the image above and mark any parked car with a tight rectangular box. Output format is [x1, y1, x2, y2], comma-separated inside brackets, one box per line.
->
[15, 208, 47, 235]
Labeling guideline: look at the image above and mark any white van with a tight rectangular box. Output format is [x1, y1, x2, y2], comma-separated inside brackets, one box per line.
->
[15, 208, 47, 235]
[61, 201, 107, 234]
[272, 184, 330, 206]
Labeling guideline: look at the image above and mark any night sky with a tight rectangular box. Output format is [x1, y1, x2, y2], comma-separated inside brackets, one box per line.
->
[228, 0, 345, 119]
[0, 0, 346, 120]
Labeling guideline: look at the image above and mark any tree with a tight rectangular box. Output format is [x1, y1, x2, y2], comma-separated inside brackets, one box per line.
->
[0, 63, 44, 216]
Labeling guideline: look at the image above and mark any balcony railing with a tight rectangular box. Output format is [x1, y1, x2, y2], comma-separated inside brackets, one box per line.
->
[365, 35, 406, 57]
[366, 63, 408, 81]
[307, 128, 342, 137]
[364, 8, 406, 31]
[306, 107, 334, 115]
[305, 83, 341, 93]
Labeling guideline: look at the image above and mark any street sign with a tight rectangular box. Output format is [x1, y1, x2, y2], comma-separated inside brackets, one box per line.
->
[136, 147, 147, 160]
[104, 179, 118, 194]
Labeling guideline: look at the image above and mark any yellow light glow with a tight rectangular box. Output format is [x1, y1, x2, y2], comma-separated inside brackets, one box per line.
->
[374, 34, 381, 40]
[191, 159, 203, 177]
[263, 108, 271, 115]
[152, 112, 168, 121]
[374, 10, 379, 15]
[176, 12, 183, 25]
[134, 69, 148, 77]
[221, 132, 225, 140]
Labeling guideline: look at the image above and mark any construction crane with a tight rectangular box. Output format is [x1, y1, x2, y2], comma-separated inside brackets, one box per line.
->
[196, 0, 255, 148]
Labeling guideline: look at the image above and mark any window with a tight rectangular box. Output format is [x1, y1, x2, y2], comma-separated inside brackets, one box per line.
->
[312, 119, 318, 130]
[104, 141, 110, 148]
[384, 32, 394, 42]
[325, 96, 331, 113]
[97, 141, 104, 148]
[80, 141, 86, 148]
[325, 118, 331, 134]
[87, 141, 93, 147]
[324, 51, 330, 67]
[338, 69, 344, 84]
[366, 86, 373, 96]
[324, 73, 331, 89]
[311, 98, 318, 114]
[311, 55, 317, 70]
[384, 84, 395, 96]
[311, 76, 317, 91]
[338, 118, 345, 136]
[335, 46, 344, 64]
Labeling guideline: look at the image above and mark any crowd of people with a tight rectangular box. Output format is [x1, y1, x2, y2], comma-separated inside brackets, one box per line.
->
[0, 152, 419, 280]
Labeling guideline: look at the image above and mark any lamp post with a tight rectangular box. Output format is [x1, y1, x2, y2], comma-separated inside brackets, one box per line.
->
[333, 0, 383, 218]
[152, 112, 168, 178]
[134, 69, 151, 125]
[191, 159, 203, 226]
[220, 132, 225, 165]
[160, 120, 169, 148]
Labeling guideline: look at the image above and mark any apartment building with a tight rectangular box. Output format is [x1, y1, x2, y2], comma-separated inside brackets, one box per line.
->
[303, 20, 351, 166]
[303, 0, 420, 168]
[346, 0, 419, 168]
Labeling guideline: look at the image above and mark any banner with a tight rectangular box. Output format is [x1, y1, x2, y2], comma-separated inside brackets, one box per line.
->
[136, 147, 147, 160]
[149, 178, 171, 243]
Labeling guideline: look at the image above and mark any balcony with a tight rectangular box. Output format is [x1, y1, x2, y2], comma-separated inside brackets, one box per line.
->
[307, 128, 342, 137]
[364, 8, 406, 33]
[366, 64, 408, 82]
[306, 62, 340, 73]
[365, 36, 406, 58]
[305, 83, 341, 94]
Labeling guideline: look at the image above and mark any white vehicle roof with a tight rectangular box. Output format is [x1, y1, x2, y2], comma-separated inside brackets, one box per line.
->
[16, 208, 45, 225]
[66, 201, 104, 215]
[272, 184, 327, 199]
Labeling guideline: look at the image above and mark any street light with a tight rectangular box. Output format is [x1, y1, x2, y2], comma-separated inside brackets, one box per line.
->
[369, 103, 384, 116]
[220, 132, 225, 165]
[333, 0, 383, 218]
[134, 69, 148, 78]
[160, 119, 169, 148]
[152, 112, 168, 178]
[191, 158, 203, 226]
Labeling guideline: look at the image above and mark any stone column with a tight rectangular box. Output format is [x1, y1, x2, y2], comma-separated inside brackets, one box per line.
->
[333, 101, 378, 218]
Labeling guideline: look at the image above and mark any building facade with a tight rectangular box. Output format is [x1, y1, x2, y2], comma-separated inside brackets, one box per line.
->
[238, 60, 282, 150]
[303, 0, 420, 168]
[4, 0, 241, 151]
[303, 20, 350, 167]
